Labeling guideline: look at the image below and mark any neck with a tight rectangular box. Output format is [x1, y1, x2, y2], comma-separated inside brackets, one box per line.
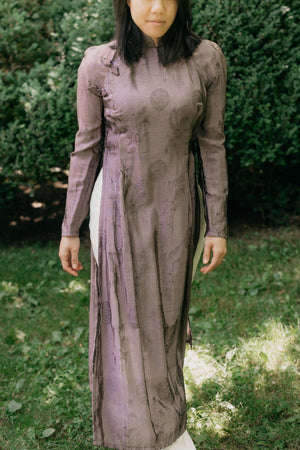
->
[142, 32, 160, 48]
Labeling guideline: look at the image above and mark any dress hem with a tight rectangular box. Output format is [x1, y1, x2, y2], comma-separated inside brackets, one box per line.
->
[93, 428, 186, 449]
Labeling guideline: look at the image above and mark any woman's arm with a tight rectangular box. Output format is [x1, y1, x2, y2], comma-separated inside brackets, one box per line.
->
[61, 47, 104, 237]
[59, 47, 104, 275]
[197, 42, 228, 273]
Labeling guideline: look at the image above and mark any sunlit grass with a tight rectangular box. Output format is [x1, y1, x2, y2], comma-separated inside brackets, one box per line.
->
[184, 347, 233, 445]
[184, 319, 299, 448]
[237, 319, 298, 372]
[185, 346, 226, 390]
[0, 227, 299, 449]
[184, 226, 300, 448]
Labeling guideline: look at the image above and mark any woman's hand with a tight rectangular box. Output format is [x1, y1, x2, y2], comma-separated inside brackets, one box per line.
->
[59, 236, 83, 277]
[200, 236, 227, 274]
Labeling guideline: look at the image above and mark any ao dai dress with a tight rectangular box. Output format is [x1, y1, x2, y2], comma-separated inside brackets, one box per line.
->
[62, 36, 228, 449]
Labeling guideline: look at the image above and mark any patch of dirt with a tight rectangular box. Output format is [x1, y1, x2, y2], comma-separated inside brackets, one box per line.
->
[0, 173, 89, 246]
[1, 173, 298, 246]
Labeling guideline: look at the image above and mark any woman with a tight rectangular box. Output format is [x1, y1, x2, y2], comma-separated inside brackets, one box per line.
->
[59, 0, 228, 448]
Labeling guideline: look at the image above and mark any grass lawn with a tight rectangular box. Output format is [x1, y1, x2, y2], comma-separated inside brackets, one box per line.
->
[0, 227, 299, 449]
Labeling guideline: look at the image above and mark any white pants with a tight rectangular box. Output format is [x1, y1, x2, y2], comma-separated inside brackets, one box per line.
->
[89, 169, 204, 450]
[163, 430, 196, 449]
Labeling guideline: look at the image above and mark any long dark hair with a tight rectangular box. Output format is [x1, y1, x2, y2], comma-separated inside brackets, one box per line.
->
[113, 0, 201, 66]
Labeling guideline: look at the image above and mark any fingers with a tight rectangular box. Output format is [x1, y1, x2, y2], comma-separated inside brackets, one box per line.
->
[59, 237, 83, 277]
[61, 252, 79, 276]
[200, 237, 227, 275]
[70, 251, 83, 276]
[202, 239, 212, 266]
[59, 248, 79, 277]
[71, 251, 79, 271]
[200, 253, 223, 274]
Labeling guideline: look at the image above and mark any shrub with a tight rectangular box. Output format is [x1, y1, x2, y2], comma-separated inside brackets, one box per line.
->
[0, 0, 115, 205]
[0, 0, 299, 222]
[192, 0, 300, 221]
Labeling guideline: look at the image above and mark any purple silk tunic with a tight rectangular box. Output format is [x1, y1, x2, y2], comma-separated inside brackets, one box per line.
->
[62, 37, 228, 449]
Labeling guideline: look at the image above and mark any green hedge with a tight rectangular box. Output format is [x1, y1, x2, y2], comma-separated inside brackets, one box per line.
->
[192, 0, 300, 222]
[1, 0, 299, 222]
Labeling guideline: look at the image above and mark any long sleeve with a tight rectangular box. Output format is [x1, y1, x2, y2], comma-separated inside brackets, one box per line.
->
[197, 41, 228, 239]
[61, 47, 104, 237]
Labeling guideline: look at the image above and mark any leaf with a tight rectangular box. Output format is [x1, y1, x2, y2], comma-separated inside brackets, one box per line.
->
[7, 400, 22, 412]
[47, 260, 56, 267]
[27, 427, 36, 440]
[42, 428, 55, 438]
[226, 347, 238, 361]
[238, 288, 246, 295]
[15, 329, 26, 342]
[259, 351, 269, 362]
[285, 414, 300, 423]
[189, 306, 199, 315]
[15, 378, 25, 391]
[248, 244, 258, 251]
[273, 271, 283, 281]
[27, 296, 38, 306]
[52, 330, 62, 343]
[74, 327, 84, 340]
[220, 401, 236, 412]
